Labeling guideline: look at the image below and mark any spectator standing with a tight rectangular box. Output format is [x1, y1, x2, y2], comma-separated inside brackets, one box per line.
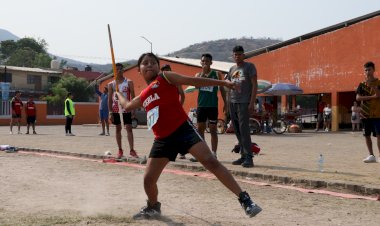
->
[64, 92, 75, 136]
[315, 97, 326, 132]
[356, 61, 380, 163]
[9, 91, 23, 134]
[95, 82, 110, 136]
[108, 63, 139, 159]
[227, 46, 258, 168]
[25, 95, 37, 134]
[351, 101, 361, 131]
[190, 53, 226, 161]
[323, 104, 332, 132]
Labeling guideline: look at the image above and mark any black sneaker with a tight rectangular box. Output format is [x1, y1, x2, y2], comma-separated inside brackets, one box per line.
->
[242, 158, 254, 168]
[238, 191, 262, 217]
[133, 201, 161, 219]
[232, 157, 244, 165]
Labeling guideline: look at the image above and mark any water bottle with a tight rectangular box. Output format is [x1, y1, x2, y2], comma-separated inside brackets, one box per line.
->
[318, 154, 324, 172]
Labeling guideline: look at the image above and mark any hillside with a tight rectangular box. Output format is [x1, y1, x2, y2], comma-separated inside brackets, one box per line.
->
[0, 28, 19, 42]
[167, 37, 282, 61]
[1, 28, 282, 70]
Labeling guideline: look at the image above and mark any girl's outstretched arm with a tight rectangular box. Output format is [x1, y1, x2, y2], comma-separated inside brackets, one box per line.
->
[115, 92, 142, 112]
[163, 71, 235, 90]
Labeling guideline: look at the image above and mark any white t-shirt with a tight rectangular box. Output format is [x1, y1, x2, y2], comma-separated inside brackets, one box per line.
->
[109, 79, 130, 113]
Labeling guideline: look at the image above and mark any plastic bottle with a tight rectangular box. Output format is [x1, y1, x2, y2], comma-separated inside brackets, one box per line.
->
[318, 154, 324, 172]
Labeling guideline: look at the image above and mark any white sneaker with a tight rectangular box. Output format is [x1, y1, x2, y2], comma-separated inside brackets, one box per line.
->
[69, 133, 76, 136]
[9, 131, 13, 135]
[363, 155, 377, 163]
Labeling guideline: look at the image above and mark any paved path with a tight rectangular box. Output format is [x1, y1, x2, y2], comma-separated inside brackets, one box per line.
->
[2, 125, 380, 195]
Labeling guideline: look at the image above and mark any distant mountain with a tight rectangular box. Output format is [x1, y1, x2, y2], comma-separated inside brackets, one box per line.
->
[1, 28, 282, 72]
[166, 37, 282, 62]
[0, 28, 19, 42]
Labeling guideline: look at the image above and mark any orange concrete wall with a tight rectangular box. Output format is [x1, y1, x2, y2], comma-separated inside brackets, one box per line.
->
[100, 60, 227, 119]
[247, 16, 380, 94]
[0, 101, 99, 126]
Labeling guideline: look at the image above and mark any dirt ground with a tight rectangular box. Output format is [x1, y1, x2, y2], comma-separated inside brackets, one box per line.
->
[1, 151, 380, 226]
[1, 125, 380, 225]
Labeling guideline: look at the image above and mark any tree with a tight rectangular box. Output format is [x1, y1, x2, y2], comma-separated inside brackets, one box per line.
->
[6, 48, 36, 67]
[0, 37, 52, 68]
[44, 74, 93, 104]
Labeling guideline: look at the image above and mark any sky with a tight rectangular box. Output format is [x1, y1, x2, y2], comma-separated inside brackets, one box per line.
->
[1, 0, 380, 64]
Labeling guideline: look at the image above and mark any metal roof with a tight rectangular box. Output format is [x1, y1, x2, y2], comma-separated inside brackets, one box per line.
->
[0, 65, 61, 74]
[159, 56, 234, 72]
[245, 10, 380, 58]
[98, 56, 235, 82]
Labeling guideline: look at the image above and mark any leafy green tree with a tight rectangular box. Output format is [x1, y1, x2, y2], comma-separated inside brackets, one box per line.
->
[0, 37, 52, 67]
[17, 37, 47, 54]
[6, 47, 37, 67]
[0, 40, 17, 59]
[44, 74, 93, 104]
[33, 53, 52, 68]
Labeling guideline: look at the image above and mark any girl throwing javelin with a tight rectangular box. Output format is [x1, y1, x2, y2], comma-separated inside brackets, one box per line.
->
[116, 53, 262, 219]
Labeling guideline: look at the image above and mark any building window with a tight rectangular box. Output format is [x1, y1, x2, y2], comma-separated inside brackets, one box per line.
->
[0, 73, 12, 83]
[27, 75, 35, 84]
[48, 76, 60, 84]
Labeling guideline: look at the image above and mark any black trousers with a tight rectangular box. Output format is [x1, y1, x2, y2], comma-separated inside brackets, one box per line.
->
[65, 116, 73, 133]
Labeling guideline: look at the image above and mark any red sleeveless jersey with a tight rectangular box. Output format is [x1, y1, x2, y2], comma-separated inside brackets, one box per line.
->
[26, 101, 36, 116]
[140, 75, 188, 139]
[11, 97, 23, 114]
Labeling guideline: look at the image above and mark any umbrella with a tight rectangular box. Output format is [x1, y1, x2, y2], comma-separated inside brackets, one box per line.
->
[264, 83, 303, 96]
[257, 80, 272, 94]
[184, 85, 196, 93]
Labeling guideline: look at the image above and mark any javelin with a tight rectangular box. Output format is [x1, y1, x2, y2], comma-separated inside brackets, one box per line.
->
[107, 24, 124, 127]
[108, 24, 118, 91]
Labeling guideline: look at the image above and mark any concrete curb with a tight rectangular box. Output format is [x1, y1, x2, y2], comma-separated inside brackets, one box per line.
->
[17, 147, 380, 196]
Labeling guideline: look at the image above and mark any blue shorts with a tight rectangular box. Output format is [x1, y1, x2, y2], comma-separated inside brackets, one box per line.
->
[362, 118, 380, 137]
[99, 110, 109, 121]
[149, 120, 203, 161]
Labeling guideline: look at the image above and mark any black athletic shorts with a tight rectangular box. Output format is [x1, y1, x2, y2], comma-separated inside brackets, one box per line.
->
[149, 120, 203, 161]
[362, 118, 380, 137]
[111, 112, 132, 125]
[196, 107, 218, 124]
[27, 116, 36, 124]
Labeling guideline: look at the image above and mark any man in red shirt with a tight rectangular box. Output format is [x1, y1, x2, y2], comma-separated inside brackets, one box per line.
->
[25, 95, 37, 134]
[10, 91, 23, 134]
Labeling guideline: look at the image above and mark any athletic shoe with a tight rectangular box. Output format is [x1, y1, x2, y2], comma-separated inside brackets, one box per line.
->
[69, 133, 75, 136]
[9, 131, 12, 135]
[179, 154, 186, 159]
[130, 149, 139, 158]
[133, 201, 161, 219]
[212, 152, 217, 159]
[232, 157, 244, 165]
[106, 132, 110, 136]
[238, 191, 262, 217]
[99, 132, 105, 136]
[314, 129, 319, 132]
[363, 155, 376, 163]
[117, 149, 124, 159]
[242, 158, 254, 168]
[26, 131, 29, 134]
[33, 131, 37, 134]
[17, 131, 22, 134]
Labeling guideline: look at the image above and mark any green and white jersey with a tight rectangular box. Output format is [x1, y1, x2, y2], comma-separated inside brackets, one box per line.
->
[197, 70, 219, 108]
